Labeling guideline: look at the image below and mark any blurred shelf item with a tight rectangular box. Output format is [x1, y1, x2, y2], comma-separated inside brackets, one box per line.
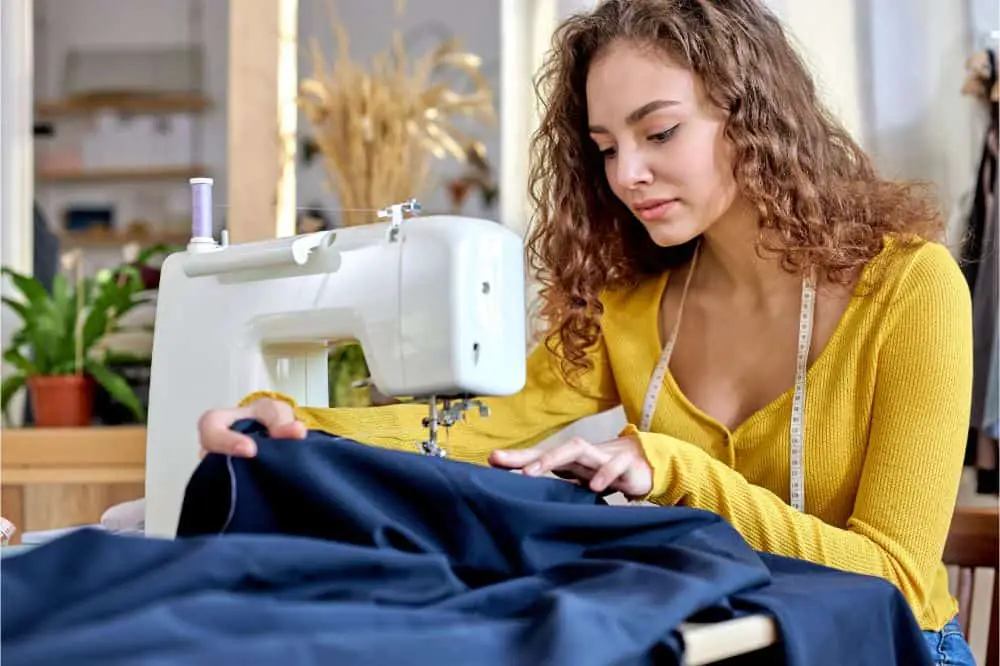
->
[63, 47, 203, 101]
[37, 165, 208, 184]
[35, 93, 212, 120]
[2, 426, 146, 485]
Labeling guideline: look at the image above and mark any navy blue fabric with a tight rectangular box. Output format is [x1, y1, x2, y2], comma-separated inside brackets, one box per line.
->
[2, 421, 933, 666]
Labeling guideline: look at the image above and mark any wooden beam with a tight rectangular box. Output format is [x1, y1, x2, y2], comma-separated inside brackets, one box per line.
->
[37, 165, 208, 184]
[226, 0, 299, 243]
[35, 93, 212, 120]
[2, 426, 146, 484]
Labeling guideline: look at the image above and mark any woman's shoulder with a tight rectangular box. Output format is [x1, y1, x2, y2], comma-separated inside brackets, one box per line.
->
[867, 236, 967, 297]
[861, 236, 971, 321]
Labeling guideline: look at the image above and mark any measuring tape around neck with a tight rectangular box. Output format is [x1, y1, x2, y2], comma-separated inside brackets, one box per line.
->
[640, 244, 700, 434]
[640, 251, 816, 513]
[789, 277, 815, 512]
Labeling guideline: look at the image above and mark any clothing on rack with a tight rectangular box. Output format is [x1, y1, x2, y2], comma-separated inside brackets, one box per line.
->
[969, 124, 998, 431]
[985, 321, 998, 438]
[959, 47, 996, 291]
[1, 421, 934, 666]
[960, 47, 999, 490]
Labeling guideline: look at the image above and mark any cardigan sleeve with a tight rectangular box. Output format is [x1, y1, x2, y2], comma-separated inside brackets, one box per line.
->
[632, 243, 973, 614]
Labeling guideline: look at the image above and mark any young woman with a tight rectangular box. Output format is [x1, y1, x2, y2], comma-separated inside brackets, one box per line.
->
[199, 1, 974, 662]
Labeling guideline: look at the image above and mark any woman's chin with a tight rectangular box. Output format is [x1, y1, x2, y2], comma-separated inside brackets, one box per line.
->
[643, 220, 700, 248]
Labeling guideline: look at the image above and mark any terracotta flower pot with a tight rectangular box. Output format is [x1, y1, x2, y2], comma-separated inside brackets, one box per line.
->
[27, 374, 96, 427]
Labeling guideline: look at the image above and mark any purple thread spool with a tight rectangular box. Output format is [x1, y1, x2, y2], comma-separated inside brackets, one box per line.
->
[190, 177, 214, 240]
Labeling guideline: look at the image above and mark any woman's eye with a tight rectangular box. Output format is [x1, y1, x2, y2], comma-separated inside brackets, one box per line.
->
[648, 125, 679, 143]
[600, 147, 617, 159]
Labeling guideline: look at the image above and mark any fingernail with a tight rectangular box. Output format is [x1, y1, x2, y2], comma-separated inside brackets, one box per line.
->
[235, 441, 256, 457]
[525, 463, 540, 476]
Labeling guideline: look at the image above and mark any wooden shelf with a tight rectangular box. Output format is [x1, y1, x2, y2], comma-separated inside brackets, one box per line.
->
[2, 426, 146, 485]
[37, 165, 208, 184]
[35, 93, 212, 120]
[59, 229, 189, 248]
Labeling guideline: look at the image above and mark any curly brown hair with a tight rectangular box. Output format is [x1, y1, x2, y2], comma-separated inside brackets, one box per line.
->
[524, 0, 944, 383]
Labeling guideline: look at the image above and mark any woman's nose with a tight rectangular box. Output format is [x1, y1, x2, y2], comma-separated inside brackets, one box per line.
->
[614, 148, 653, 189]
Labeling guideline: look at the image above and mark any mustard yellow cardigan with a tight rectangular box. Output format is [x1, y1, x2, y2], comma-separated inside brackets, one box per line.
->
[243, 239, 972, 632]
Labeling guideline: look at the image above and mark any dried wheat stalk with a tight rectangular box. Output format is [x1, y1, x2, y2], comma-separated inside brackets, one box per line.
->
[298, 5, 495, 226]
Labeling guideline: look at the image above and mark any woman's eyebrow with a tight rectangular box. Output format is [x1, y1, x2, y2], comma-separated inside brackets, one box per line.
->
[589, 99, 680, 134]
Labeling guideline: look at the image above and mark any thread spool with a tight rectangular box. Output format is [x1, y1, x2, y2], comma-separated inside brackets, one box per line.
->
[190, 177, 214, 240]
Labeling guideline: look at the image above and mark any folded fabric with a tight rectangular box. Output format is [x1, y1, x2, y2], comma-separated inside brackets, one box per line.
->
[1, 421, 932, 666]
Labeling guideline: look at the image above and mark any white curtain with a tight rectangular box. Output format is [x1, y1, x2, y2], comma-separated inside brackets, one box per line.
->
[500, 0, 599, 343]
[771, 0, 994, 239]
[499, 0, 598, 235]
[766, 0, 868, 145]
[865, 0, 991, 225]
[1, 0, 35, 426]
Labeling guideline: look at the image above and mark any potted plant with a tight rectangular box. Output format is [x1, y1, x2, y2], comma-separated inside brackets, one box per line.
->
[127, 242, 181, 291]
[1, 264, 149, 427]
[90, 243, 178, 425]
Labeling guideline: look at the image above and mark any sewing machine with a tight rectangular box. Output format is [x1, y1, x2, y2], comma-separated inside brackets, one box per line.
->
[144, 178, 528, 538]
[142, 178, 779, 665]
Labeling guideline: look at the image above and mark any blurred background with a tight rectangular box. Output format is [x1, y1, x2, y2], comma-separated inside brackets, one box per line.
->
[0, 2, 997, 654]
[4, 0, 997, 414]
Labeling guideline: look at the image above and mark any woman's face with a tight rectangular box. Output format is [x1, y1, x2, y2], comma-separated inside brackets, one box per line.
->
[586, 40, 742, 247]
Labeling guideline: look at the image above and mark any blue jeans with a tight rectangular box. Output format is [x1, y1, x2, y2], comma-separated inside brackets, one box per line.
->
[922, 616, 976, 666]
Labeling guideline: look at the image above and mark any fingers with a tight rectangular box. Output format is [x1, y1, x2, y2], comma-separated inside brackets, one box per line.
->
[488, 446, 545, 469]
[490, 438, 608, 476]
[269, 420, 308, 440]
[198, 406, 257, 457]
[588, 451, 636, 494]
[525, 437, 610, 477]
[198, 399, 306, 459]
[490, 436, 651, 498]
[252, 399, 305, 439]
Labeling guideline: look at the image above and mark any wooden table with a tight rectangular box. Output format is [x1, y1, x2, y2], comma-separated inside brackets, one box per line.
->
[1, 426, 146, 543]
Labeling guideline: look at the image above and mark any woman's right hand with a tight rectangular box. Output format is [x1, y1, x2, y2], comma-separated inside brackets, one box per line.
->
[198, 398, 307, 458]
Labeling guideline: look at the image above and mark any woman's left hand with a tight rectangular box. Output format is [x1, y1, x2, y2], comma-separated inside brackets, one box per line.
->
[488, 435, 653, 499]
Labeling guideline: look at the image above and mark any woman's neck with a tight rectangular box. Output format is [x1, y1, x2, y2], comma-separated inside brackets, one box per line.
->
[693, 200, 799, 302]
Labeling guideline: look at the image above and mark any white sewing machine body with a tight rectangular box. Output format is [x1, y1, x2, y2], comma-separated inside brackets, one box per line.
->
[144, 193, 527, 537]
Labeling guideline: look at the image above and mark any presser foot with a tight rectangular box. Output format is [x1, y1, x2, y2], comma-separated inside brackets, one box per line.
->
[419, 439, 448, 458]
[419, 397, 490, 458]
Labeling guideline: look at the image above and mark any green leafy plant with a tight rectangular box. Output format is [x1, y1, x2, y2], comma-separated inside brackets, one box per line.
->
[1, 264, 150, 425]
[328, 343, 372, 407]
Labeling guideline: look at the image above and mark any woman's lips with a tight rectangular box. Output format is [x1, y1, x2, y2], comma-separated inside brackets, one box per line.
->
[633, 198, 679, 221]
